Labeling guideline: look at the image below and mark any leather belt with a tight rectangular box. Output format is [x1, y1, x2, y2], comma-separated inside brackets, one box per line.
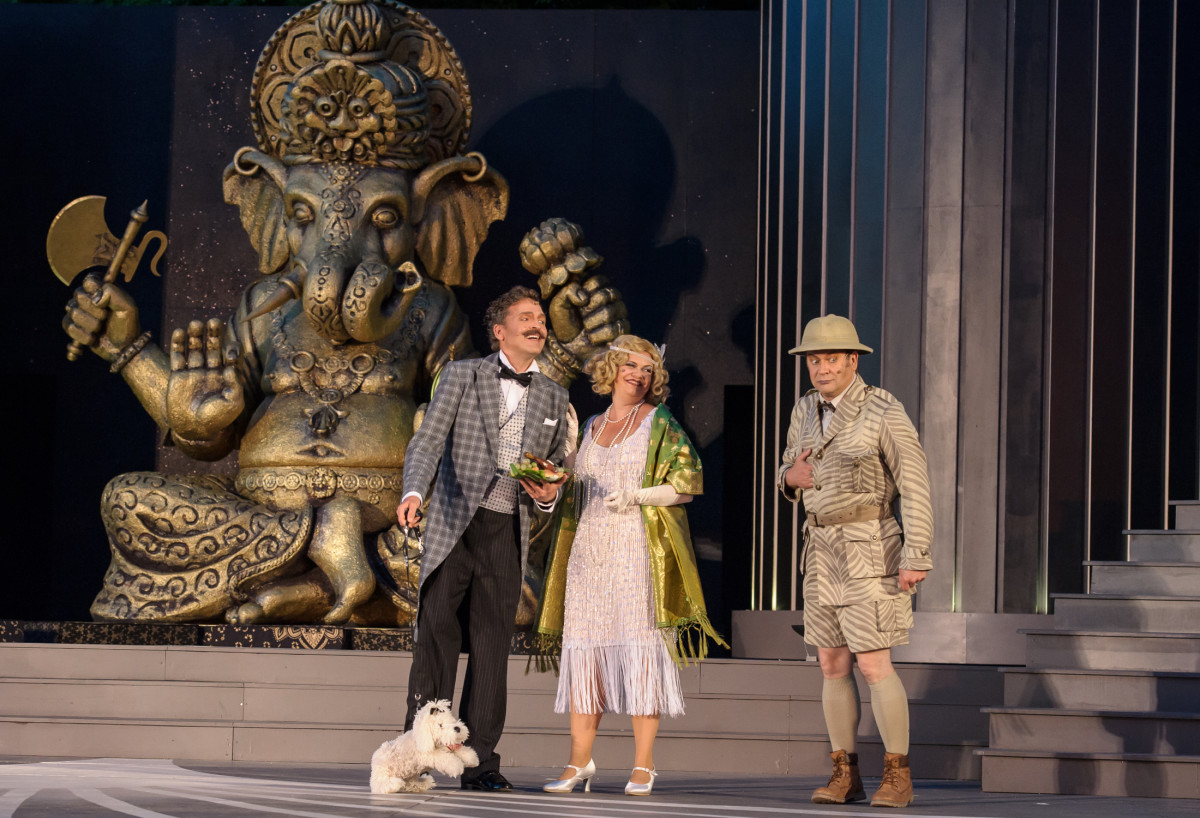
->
[806, 505, 892, 527]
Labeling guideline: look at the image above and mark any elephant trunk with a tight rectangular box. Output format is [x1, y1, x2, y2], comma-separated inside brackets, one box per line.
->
[304, 252, 353, 343]
[241, 252, 424, 346]
[342, 261, 424, 343]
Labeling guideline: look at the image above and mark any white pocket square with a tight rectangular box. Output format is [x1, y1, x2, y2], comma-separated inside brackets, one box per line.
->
[543, 418, 559, 426]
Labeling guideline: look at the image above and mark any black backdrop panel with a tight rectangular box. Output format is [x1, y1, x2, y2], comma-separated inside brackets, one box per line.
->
[2, 6, 174, 621]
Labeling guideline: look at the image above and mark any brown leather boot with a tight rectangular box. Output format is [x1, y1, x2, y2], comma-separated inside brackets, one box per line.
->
[811, 749, 865, 804]
[870, 752, 913, 808]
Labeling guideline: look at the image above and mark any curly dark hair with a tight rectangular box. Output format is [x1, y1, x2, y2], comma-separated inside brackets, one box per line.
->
[483, 285, 542, 351]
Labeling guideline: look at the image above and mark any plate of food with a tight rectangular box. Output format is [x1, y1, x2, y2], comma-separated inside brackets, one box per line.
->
[509, 452, 568, 483]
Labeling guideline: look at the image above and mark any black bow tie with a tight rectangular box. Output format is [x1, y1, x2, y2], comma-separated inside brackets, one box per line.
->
[819, 400, 836, 416]
[498, 365, 533, 387]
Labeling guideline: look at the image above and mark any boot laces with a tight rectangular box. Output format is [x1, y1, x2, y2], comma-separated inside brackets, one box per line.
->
[880, 758, 904, 789]
[828, 759, 851, 787]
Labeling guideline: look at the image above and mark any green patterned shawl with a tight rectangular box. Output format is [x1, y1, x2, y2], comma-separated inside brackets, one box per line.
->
[536, 403, 727, 664]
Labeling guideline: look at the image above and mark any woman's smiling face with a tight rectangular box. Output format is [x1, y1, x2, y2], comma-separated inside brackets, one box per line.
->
[613, 353, 655, 402]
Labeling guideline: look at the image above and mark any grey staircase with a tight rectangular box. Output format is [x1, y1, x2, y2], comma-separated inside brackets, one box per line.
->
[978, 500, 1200, 799]
[0, 643, 999, 779]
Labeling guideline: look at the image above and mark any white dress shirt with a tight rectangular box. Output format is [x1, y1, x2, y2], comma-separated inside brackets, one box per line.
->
[820, 387, 849, 435]
[497, 350, 537, 417]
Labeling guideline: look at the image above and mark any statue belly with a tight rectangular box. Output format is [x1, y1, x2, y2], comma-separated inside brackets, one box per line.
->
[236, 391, 414, 531]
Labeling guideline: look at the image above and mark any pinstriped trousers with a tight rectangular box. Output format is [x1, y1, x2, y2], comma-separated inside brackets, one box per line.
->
[405, 507, 522, 780]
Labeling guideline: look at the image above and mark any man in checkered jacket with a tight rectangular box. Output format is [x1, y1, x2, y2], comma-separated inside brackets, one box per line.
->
[398, 286, 569, 792]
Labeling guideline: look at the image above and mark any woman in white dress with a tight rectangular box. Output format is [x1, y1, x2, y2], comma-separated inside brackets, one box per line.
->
[536, 335, 725, 796]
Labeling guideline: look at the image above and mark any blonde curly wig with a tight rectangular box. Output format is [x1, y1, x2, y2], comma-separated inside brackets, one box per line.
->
[585, 334, 670, 405]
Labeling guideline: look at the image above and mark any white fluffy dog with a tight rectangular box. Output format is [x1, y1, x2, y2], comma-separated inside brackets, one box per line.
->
[370, 699, 479, 793]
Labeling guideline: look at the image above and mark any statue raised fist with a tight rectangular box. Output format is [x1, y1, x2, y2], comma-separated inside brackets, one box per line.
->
[521, 218, 631, 383]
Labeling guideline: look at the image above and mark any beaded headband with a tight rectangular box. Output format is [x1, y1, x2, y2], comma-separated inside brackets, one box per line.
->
[609, 343, 666, 365]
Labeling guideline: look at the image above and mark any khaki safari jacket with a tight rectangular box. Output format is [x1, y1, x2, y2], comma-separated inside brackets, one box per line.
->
[778, 375, 933, 608]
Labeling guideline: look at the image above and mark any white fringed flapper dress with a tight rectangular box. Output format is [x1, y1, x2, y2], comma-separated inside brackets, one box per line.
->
[554, 412, 686, 717]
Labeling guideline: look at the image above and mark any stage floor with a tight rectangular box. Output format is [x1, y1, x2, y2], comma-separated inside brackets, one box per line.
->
[0, 757, 1193, 817]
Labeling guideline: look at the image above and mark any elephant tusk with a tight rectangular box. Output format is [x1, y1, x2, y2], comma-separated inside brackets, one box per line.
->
[243, 267, 306, 323]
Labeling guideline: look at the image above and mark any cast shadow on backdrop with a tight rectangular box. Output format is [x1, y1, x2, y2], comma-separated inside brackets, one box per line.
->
[465, 77, 706, 404]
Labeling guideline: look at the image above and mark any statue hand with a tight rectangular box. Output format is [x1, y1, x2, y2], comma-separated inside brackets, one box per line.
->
[62, 273, 142, 362]
[166, 318, 244, 440]
[519, 217, 603, 299]
[549, 274, 630, 360]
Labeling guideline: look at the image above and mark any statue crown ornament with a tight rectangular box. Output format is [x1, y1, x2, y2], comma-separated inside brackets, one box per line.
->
[252, 0, 471, 170]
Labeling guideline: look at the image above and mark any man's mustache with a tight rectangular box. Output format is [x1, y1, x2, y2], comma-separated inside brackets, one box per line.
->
[522, 330, 546, 340]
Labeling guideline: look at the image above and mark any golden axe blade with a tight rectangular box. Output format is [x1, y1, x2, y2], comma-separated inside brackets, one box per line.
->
[47, 195, 167, 286]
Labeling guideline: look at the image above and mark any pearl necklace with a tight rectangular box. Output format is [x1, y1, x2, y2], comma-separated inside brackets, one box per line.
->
[584, 400, 644, 480]
[599, 400, 644, 445]
[580, 400, 645, 513]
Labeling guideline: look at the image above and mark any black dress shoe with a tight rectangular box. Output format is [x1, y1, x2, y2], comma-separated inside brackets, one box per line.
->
[461, 770, 513, 792]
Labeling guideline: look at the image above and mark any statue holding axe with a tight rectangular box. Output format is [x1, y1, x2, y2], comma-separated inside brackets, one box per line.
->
[53, 196, 167, 368]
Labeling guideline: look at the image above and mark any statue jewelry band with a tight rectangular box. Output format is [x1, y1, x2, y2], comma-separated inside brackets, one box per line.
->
[236, 466, 404, 505]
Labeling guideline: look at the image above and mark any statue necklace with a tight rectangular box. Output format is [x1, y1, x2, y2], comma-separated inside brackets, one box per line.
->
[271, 308, 394, 438]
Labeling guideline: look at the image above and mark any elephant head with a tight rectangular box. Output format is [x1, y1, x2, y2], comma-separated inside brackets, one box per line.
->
[222, 148, 509, 343]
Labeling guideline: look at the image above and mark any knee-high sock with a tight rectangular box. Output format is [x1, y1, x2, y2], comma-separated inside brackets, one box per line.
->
[868, 671, 910, 755]
[822, 675, 861, 753]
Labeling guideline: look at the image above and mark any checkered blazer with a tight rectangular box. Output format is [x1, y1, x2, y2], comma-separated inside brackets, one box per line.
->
[403, 353, 570, 588]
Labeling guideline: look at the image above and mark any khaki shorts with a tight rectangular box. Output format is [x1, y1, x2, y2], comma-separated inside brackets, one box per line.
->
[803, 592, 913, 654]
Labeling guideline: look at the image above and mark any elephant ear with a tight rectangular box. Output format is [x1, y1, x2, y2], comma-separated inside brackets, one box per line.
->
[222, 148, 291, 275]
[415, 168, 509, 288]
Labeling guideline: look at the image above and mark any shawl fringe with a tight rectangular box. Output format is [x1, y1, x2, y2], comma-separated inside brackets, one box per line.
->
[525, 630, 563, 675]
[662, 605, 728, 667]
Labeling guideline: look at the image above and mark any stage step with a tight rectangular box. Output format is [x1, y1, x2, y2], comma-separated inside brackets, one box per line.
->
[1050, 593, 1200, 632]
[983, 513, 1200, 800]
[0, 676, 991, 746]
[1085, 560, 1200, 595]
[1169, 499, 1200, 529]
[1021, 628, 1200, 672]
[1000, 667, 1200, 711]
[978, 749, 1200, 799]
[0, 644, 996, 779]
[0, 715, 984, 780]
[1126, 529, 1200, 561]
[983, 706, 1200, 754]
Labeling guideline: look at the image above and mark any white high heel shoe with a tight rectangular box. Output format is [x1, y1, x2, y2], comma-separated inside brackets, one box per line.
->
[624, 766, 658, 796]
[543, 759, 596, 793]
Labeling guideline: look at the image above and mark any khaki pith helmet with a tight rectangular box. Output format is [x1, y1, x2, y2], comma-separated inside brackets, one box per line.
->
[788, 314, 874, 355]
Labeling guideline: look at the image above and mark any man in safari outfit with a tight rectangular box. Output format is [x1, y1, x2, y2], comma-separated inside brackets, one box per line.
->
[779, 314, 933, 808]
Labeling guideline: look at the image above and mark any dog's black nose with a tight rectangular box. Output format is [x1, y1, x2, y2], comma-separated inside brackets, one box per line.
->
[454, 726, 462, 733]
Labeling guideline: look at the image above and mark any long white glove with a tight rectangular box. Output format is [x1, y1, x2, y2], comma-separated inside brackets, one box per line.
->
[604, 484, 693, 514]
[562, 404, 580, 463]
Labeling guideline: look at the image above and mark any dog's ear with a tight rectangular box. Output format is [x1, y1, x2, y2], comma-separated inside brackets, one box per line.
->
[413, 718, 436, 754]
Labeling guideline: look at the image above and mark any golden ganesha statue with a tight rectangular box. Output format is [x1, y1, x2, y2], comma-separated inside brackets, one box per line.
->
[57, 0, 626, 627]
